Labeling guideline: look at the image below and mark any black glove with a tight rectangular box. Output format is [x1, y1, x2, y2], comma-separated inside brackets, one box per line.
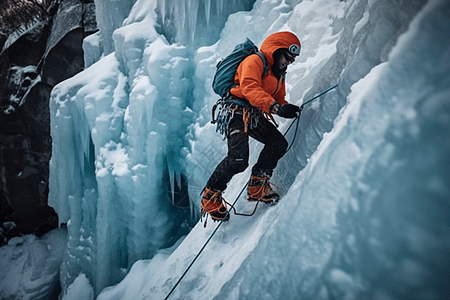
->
[277, 104, 301, 118]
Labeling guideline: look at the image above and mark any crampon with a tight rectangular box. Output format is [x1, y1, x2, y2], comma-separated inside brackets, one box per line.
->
[201, 187, 230, 226]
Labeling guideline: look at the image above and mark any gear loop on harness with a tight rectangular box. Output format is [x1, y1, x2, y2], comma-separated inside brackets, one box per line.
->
[212, 94, 277, 138]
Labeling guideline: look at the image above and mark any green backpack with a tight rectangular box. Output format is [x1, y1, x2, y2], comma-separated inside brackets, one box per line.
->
[212, 38, 269, 98]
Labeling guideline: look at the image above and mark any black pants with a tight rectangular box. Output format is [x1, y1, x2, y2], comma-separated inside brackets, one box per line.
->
[207, 112, 288, 191]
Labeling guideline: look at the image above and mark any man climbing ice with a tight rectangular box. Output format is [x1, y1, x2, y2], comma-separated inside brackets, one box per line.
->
[201, 31, 302, 222]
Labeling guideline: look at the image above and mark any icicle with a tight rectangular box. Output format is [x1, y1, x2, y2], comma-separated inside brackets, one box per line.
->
[217, 0, 223, 16]
[188, 0, 200, 43]
[165, 154, 176, 205]
[80, 116, 91, 165]
[179, 1, 186, 31]
[176, 172, 182, 192]
[160, 0, 166, 26]
[169, 167, 175, 204]
[204, 0, 211, 27]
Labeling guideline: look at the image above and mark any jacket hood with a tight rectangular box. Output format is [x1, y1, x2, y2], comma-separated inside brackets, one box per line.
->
[260, 31, 301, 67]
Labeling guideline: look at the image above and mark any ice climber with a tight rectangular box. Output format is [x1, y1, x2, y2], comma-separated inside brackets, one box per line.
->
[202, 31, 302, 221]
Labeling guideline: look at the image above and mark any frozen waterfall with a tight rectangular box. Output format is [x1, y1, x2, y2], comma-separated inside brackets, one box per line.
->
[1, 0, 448, 299]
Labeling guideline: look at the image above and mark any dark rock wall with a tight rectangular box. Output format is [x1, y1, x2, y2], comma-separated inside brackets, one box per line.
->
[0, 0, 97, 246]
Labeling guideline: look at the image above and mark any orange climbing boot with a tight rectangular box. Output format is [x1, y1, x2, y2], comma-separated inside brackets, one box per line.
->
[201, 187, 230, 221]
[247, 175, 280, 203]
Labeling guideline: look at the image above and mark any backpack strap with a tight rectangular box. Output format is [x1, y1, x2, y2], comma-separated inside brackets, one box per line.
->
[227, 52, 268, 94]
[255, 52, 269, 78]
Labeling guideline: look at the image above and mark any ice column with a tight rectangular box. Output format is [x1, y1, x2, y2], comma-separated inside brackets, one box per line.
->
[94, 0, 136, 54]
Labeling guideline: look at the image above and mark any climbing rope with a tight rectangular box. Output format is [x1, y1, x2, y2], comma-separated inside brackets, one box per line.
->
[164, 83, 339, 300]
[284, 83, 339, 153]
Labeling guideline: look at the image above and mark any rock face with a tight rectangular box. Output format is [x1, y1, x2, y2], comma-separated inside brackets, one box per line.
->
[0, 0, 97, 246]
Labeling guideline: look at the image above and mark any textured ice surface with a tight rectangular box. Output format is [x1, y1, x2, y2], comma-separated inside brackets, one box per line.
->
[41, 0, 450, 298]
[0, 228, 67, 300]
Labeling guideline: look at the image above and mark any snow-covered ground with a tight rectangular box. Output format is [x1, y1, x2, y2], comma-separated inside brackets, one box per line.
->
[1, 0, 449, 299]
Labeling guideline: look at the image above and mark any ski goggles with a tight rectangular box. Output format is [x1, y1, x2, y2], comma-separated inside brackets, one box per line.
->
[288, 44, 301, 56]
[284, 44, 300, 63]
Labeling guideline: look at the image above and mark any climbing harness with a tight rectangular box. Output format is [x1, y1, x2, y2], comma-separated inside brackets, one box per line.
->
[212, 87, 289, 139]
[164, 83, 339, 300]
[212, 95, 267, 138]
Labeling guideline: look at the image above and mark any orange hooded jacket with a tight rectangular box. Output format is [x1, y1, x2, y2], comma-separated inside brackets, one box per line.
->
[230, 31, 301, 114]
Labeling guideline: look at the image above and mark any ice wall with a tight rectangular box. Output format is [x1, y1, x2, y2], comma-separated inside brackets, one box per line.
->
[49, 0, 193, 294]
[274, 0, 429, 195]
[105, 0, 448, 299]
[220, 0, 450, 298]
[93, 0, 136, 55]
[156, 0, 255, 47]
[93, 0, 256, 56]
[48, 0, 259, 296]
[47, 0, 448, 298]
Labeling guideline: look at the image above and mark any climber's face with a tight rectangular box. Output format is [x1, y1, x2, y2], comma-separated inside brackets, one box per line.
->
[279, 50, 295, 69]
